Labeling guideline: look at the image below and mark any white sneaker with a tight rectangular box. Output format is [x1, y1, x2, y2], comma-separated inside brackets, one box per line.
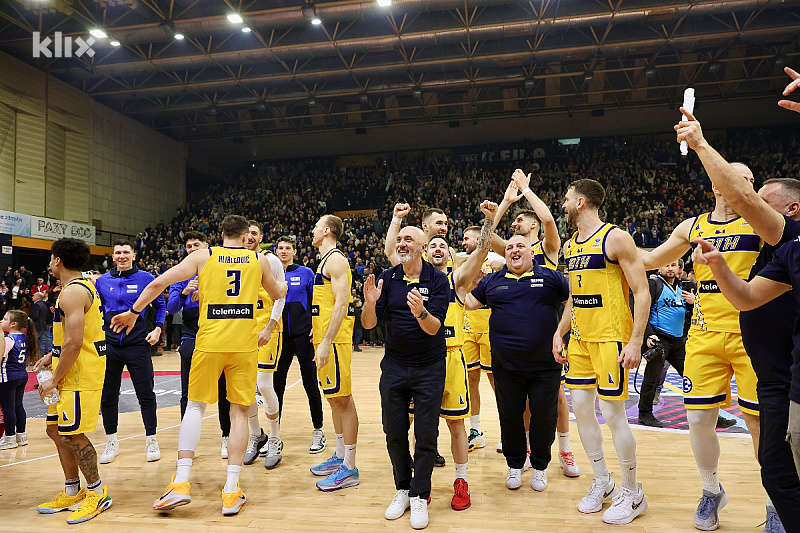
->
[506, 467, 522, 490]
[0, 435, 18, 450]
[496, 440, 503, 453]
[263, 437, 283, 469]
[309, 428, 326, 454]
[15, 432, 28, 446]
[531, 469, 547, 492]
[409, 495, 429, 529]
[578, 472, 619, 513]
[145, 436, 161, 462]
[99, 439, 119, 464]
[602, 482, 647, 525]
[559, 451, 581, 477]
[385, 489, 410, 520]
[221, 436, 229, 459]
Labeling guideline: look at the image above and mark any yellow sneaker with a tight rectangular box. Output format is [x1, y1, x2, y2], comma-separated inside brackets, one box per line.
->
[221, 485, 246, 516]
[66, 486, 112, 524]
[153, 475, 191, 511]
[37, 489, 87, 514]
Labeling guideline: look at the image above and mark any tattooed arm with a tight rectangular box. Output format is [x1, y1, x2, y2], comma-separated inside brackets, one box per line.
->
[454, 201, 498, 301]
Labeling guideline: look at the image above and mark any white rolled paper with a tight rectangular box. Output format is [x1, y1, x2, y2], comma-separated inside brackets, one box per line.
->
[680, 87, 696, 156]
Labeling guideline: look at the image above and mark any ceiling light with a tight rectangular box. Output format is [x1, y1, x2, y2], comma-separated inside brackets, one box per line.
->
[583, 71, 594, 83]
[412, 88, 422, 99]
[307, 97, 317, 107]
[377, 0, 391, 6]
[360, 94, 369, 104]
[207, 105, 218, 116]
[311, 16, 321, 25]
[89, 29, 107, 39]
[644, 67, 655, 78]
[110, 40, 120, 47]
[524, 79, 535, 90]
[256, 101, 267, 111]
[241, 27, 251, 33]
[227, 13, 243, 24]
[708, 62, 721, 73]
[174, 33, 184, 40]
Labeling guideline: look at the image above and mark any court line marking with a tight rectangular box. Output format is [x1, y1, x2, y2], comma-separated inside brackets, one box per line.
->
[0, 377, 303, 469]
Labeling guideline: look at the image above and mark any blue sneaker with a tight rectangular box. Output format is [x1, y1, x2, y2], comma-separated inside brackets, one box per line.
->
[694, 483, 728, 531]
[310, 454, 343, 476]
[760, 505, 786, 533]
[315, 464, 360, 492]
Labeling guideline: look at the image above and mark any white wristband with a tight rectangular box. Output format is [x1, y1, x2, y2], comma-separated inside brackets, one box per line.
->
[391, 216, 402, 226]
[522, 187, 532, 195]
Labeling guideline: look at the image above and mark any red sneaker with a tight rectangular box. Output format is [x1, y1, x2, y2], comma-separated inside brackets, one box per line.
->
[451, 479, 471, 510]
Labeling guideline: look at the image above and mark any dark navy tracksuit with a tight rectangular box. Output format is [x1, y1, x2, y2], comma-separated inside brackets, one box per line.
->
[96, 267, 165, 436]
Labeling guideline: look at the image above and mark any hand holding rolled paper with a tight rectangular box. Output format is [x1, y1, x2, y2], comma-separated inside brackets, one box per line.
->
[680, 87, 695, 156]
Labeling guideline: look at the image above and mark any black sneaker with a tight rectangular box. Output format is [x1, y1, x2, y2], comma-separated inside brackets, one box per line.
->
[435, 454, 445, 467]
[637, 413, 663, 428]
[716, 416, 737, 429]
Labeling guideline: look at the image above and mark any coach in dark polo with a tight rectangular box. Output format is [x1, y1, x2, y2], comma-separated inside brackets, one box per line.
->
[466, 235, 569, 492]
[362, 225, 449, 529]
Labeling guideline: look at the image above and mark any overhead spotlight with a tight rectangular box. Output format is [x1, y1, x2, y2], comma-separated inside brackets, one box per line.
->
[110, 40, 120, 47]
[174, 33, 185, 40]
[311, 16, 321, 25]
[241, 27, 252, 33]
[89, 28, 107, 39]
[207, 105, 218, 116]
[708, 61, 721, 73]
[583, 71, 594, 83]
[775, 56, 787, 68]
[412, 88, 422, 99]
[524, 79, 535, 90]
[360, 93, 369, 104]
[227, 13, 243, 24]
[256, 101, 267, 111]
[377, 0, 392, 6]
[307, 97, 317, 107]
[302, 4, 321, 25]
[644, 67, 655, 79]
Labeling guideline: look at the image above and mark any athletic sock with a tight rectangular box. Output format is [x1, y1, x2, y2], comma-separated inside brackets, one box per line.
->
[588, 451, 609, 480]
[558, 432, 571, 453]
[175, 458, 193, 484]
[65, 477, 81, 497]
[87, 479, 103, 495]
[455, 462, 468, 480]
[223, 465, 241, 494]
[107, 433, 118, 443]
[699, 467, 720, 494]
[469, 415, 481, 433]
[343, 443, 357, 470]
[268, 417, 280, 440]
[620, 458, 637, 491]
[336, 433, 345, 459]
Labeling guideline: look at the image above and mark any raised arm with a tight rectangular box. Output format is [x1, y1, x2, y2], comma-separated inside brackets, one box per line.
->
[511, 169, 560, 262]
[778, 66, 800, 113]
[639, 217, 693, 270]
[454, 201, 497, 300]
[385, 203, 410, 266]
[491, 181, 523, 256]
[676, 110, 785, 245]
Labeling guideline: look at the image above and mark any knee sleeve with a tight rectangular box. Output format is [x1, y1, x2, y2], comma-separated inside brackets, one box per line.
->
[178, 400, 207, 452]
[571, 388, 604, 455]
[688, 408, 720, 469]
[257, 372, 280, 415]
[598, 399, 636, 461]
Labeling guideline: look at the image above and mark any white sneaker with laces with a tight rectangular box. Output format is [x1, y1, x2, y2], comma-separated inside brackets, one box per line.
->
[559, 451, 581, 477]
[578, 472, 619, 513]
[602, 482, 647, 525]
[263, 437, 283, 469]
[409, 495, 429, 529]
[221, 436, 229, 459]
[309, 429, 326, 454]
[145, 436, 161, 462]
[531, 469, 547, 492]
[99, 439, 119, 464]
[384, 489, 410, 520]
[0, 435, 18, 449]
[15, 432, 28, 446]
[506, 467, 522, 490]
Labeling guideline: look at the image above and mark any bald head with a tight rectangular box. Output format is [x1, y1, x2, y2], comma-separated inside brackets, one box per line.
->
[396, 226, 426, 264]
[505, 234, 533, 275]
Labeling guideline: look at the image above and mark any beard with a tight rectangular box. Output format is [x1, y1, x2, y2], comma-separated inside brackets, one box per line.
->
[397, 247, 421, 264]
[566, 207, 579, 227]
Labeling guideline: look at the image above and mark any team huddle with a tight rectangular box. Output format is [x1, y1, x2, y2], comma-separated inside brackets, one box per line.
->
[25, 108, 800, 531]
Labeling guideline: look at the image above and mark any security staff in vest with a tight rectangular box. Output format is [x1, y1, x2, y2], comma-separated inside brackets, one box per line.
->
[637, 260, 690, 428]
[362, 225, 449, 529]
[95, 239, 166, 464]
[465, 234, 569, 492]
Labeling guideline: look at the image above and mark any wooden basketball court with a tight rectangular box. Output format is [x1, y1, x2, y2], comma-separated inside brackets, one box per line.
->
[1, 347, 767, 531]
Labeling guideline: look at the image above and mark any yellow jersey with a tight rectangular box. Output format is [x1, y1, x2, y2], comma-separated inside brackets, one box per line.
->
[445, 271, 465, 348]
[256, 250, 283, 334]
[464, 256, 493, 334]
[312, 248, 354, 344]
[196, 247, 261, 353]
[688, 213, 761, 333]
[52, 278, 106, 391]
[564, 223, 633, 342]
[532, 240, 558, 270]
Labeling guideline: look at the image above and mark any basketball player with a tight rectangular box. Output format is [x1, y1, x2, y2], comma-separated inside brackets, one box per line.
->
[426, 200, 497, 510]
[242, 221, 286, 469]
[309, 215, 360, 491]
[111, 215, 286, 516]
[639, 165, 762, 531]
[34, 238, 112, 524]
[553, 179, 650, 524]
[489, 171, 580, 478]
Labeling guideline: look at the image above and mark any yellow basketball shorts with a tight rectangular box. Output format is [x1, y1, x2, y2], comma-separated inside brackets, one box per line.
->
[188, 349, 258, 406]
[463, 331, 491, 373]
[684, 330, 759, 415]
[441, 347, 471, 420]
[564, 339, 628, 401]
[257, 331, 282, 373]
[46, 389, 102, 436]
[316, 342, 352, 398]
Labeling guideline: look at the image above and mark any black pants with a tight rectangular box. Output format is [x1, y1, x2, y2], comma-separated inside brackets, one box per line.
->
[754, 380, 800, 526]
[638, 332, 685, 414]
[493, 362, 561, 470]
[274, 333, 323, 429]
[0, 377, 27, 435]
[178, 338, 230, 436]
[101, 342, 158, 436]
[380, 356, 446, 500]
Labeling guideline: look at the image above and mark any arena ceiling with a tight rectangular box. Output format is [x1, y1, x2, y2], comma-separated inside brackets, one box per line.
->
[1, 0, 798, 143]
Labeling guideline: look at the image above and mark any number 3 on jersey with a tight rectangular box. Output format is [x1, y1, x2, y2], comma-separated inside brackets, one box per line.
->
[226, 269, 241, 297]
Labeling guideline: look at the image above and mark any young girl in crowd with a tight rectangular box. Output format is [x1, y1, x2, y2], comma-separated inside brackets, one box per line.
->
[0, 310, 40, 449]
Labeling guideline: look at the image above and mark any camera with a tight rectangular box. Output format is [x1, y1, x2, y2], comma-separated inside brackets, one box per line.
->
[643, 340, 664, 362]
